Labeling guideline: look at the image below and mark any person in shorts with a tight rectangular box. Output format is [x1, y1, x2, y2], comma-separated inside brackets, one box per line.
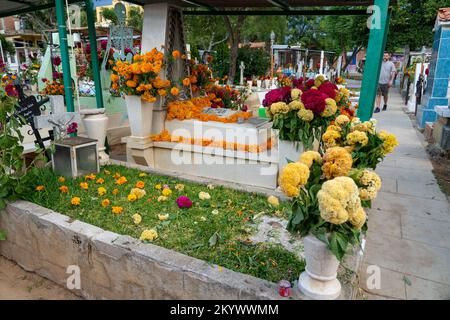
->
[374, 52, 396, 113]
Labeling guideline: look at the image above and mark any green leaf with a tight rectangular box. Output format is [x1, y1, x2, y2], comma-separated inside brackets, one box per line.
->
[402, 276, 412, 286]
[0, 229, 6, 241]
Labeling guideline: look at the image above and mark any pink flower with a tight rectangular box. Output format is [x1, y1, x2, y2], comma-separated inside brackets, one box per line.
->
[85, 44, 91, 54]
[176, 196, 192, 209]
[100, 40, 108, 50]
[67, 122, 78, 134]
[124, 47, 132, 55]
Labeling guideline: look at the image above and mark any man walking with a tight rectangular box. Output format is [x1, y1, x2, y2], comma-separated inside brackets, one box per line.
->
[374, 52, 396, 113]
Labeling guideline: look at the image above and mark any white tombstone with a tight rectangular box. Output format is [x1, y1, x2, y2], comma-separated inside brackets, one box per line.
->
[239, 61, 245, 86]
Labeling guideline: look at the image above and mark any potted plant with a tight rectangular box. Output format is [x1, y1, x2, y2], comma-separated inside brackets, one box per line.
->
[110, 48, 180, 139]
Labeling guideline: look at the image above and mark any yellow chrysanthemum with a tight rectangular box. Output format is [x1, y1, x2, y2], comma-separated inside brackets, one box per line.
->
[346, 130, 369, 147]
[139, 172, 147, 178]
[162, 188, 172, 197]
[267, 195, 280, 207]
[140, 229, 158, 241]
[278, 162, 310, 197]
[298, 151, 323, 168]
[155, 184, 162, 190]
[98, 187, 107, 196]
[298, 108, 314, 122]
[322, 147, 353, 180]
[79, 182, 89, 190]
[127, 194, 137, 202]
[132, 214, 142, 225]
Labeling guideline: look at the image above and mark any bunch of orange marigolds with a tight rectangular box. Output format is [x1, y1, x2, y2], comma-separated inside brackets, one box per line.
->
[41, 80, 65, 95]
[110, 48, 181, 102]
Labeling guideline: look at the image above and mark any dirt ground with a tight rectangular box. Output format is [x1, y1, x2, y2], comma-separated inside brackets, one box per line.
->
[0, 256, 80, 300]
[427, 145, 450, 198]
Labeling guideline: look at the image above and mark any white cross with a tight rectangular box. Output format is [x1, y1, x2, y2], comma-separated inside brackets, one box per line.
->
[239, 61, 245, 86]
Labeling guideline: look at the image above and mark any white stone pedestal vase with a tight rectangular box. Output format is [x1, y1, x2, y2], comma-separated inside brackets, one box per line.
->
[124, 95, 154, 138]
[277, 138, 304, 172]
[264, 79, 271, 89]
[256, 80, 262, 89]
[298, 235, 341, 300]
[80, 108, 109, 165]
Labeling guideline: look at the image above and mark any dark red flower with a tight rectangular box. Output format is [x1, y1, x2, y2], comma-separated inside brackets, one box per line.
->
[5, 84, 18, 97]
[124, 47, 132, 55]
[52, 56, 61, 66]
[85, 44, 91, 54]
[263, 86, 292, 107]
[305, 79, 315, 88]
[301, 89, 328, 114]
[100, 40, 108, 50]
[241, 105, 248, 112]
[318, 81, 338, 99]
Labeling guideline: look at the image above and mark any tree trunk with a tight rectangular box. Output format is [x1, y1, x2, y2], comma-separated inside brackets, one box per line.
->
[342, 46, 362, 74]
[223, 15, 246, 85]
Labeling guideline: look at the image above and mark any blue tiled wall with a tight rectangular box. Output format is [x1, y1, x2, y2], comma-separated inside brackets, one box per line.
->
[417, 24, 450, 128]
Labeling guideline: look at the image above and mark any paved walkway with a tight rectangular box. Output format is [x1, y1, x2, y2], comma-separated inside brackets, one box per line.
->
[358, 90, 450, 300]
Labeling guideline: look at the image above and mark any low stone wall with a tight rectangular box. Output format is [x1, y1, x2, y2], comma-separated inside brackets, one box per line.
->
[0, 201, 292, 300]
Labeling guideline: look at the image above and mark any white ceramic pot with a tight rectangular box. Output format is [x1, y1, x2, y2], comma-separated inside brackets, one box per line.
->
[124, 95, 154, 138]
[277, 138, 304, 172]
[80, 108, 109, 164]
[298, 235, 342, 300]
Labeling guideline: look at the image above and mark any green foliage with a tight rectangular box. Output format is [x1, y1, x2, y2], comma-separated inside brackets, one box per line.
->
[127, 6, 143, 31]
[0, 35, 15, 56]
[210, 42, 230, 79]
[23, 165, 305, 283]
[0, 88, 47, 239]
[237, 46, 270, 78]
[101, 7, 118, 24]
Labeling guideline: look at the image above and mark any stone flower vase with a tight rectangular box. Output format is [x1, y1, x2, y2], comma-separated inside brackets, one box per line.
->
[264, 79, 271, 89]
[124, 95, 154, 139]
[80, 108, 109, 165]
[298, 235, 342, 300]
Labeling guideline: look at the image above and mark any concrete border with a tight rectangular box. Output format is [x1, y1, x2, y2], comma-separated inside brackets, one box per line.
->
[0, 200, 362, 300]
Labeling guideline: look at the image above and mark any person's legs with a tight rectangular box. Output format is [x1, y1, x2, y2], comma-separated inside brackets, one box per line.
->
[374, 85, 382, 113]
[382, 85, 390, 110]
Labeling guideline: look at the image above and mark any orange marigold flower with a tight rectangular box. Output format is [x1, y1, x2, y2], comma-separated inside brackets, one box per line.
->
[172, 50, 181, 58]
[182, 78, 190, 86]
[85, 174, 96, 180]
[110, 74, 119, 82]
[101, 199, 110, 207]
[80, 182, 89, 190]
[170, 87, 179, 96]
[59, 186, 69, 193]
[58, 176, 65, 183]
[36, 185, 45, 191]
[71, 197, 81, 206]
[112, 206, 123, 215]
[112, 188, 119, 195]
[115, 176, 128, 185]
[135, 181, 145, 189]
[126, 80, 137, 88]
[96, 178, 105, 184]
[158, 89, 167, 97]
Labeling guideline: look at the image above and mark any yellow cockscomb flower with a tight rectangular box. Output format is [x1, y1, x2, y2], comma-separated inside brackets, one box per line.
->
[127, 194, 137, 202]
[162, 188, 172, 197]
[278, 162, 310, 197]
[314, 75, 325, 88]
[101, 199, 110, 207]
[112, 206, 123, 215]
[158, 213, 169, 221]
[59, 185, 68, 193]
[140, 229, 158, 241]
[98, 187, 107, 196]
[346, 130, 369, 147]
[322, 147, 353, 180]
[289, 100, 304, 111]
[270, 102, 289, 115]
[322, 129, 341, 147]
[378, 131, 398, 155]
[36, 185, 45, 191]
[322, 98, 338, 117]
[349, 206, 366, 230]
[130, 188, 146, 199]
[357, 169, 382, 201]
[71, 197, 81, 206]
[267, 195, 280, 207]
[298, 108, 314, 122]
[291, 88, 302, 100]
[58, 176, 65, 183]
[299, 151, 322, 168]
[335, 115, 350, 126]
[80, 182, 89, 190]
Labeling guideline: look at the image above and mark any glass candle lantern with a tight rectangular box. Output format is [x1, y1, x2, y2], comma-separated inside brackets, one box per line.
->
[51, 137, 99, 178]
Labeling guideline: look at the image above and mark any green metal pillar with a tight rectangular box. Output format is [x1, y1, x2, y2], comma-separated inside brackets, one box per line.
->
[357, 0, 391, 121]
[55, 0, 74, 112]
[85, 0, 104, 108]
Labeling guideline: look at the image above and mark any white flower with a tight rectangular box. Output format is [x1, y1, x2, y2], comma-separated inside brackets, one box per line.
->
[199, 191, 211, 200]
[212, 209, 219, 215]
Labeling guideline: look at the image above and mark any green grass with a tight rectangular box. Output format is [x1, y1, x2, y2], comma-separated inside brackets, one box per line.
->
[23, 164, 304, 283]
